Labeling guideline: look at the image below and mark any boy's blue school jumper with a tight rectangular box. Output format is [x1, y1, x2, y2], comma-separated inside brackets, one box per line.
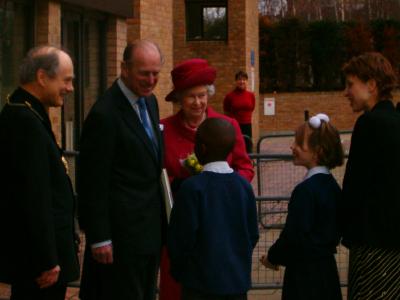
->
[167, 170, 259, 296]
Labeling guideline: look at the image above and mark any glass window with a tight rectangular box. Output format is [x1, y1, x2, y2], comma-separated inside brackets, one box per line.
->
[203, 6, 227, 40]
[186, 0, 228, 41]
[0, 0, 34, 108]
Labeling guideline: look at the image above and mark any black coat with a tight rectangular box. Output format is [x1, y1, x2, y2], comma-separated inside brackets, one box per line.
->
[0, 87, 80, 284]
[78, 81, 164, 258]
[341, 100, 400, 250]
[267, 174, 342, 300]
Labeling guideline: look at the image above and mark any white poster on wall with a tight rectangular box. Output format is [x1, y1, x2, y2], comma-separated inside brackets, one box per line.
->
[264, 98, 275, 116]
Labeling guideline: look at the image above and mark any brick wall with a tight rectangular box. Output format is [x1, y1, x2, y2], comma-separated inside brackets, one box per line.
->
[107, 17, 127, 87]
[127, 0, 174, 119]
[173, 0, 260, 139]
[245, 0, 260, 141]
[259, 91, 400, 134]
[36, 0, 62, 145]
[36, 0, 61, 46]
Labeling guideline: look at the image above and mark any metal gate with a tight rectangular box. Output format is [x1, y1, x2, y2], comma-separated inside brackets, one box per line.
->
[248, 131, 352, 298]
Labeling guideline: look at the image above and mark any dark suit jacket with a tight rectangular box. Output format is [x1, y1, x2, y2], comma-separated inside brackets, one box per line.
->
[0, 87, 80, 284]
[341, 100, 400, 250]
[78, 80, 164, 258]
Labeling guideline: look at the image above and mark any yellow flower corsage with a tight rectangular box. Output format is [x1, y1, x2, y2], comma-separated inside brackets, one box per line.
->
[183, 153, 203, 175]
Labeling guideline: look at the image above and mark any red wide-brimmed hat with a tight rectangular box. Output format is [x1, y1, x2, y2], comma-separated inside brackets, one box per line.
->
[165, 58, 217, 102]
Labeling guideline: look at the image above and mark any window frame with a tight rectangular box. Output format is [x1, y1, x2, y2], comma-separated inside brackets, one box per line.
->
[185, 0, 228, 42]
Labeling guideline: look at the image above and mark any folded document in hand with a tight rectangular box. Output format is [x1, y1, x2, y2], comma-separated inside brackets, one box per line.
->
[161, 168, 174, 223]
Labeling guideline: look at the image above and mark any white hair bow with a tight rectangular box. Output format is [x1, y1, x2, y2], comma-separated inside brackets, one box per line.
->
[309, 113, 330, 129]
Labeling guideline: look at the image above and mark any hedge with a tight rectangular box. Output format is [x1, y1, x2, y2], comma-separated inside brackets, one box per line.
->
[260, 17, 400, 92]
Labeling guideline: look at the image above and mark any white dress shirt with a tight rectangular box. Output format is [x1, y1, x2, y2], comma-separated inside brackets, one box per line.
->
[303, 165, 330, 182]
[202, 161, 234, 174]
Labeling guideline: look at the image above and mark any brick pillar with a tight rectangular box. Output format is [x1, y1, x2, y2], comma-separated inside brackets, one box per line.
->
[127, 0, 174, 119]
[35, 0, 62, 145]
[127, 0, 141, 41]
[245, 0, 260, 144]
[107, 17, 127, 87]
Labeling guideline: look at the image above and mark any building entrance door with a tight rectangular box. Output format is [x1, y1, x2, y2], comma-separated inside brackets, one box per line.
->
[61, 8, 106, 150]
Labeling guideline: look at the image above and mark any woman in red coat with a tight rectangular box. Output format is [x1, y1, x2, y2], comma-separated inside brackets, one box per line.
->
[223, 70, 256, 139]
[159, 59, 254, 300]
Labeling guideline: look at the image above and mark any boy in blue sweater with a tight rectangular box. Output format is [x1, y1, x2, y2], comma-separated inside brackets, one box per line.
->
[167, 117, 259, 300]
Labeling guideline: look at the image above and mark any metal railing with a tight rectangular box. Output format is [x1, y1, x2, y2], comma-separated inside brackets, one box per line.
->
[248, 131, 352, 296]
[248, 153, 349, 292]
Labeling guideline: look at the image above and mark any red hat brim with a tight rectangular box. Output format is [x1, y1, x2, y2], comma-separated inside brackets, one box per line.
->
[165, 66, 216, 102]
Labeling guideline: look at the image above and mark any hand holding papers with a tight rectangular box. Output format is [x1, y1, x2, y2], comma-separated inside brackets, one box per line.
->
[161, 168, 174, 223]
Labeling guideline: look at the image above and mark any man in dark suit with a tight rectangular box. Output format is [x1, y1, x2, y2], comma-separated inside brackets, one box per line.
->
[78, 40, 164, 300]
[0, 46, 80, 300]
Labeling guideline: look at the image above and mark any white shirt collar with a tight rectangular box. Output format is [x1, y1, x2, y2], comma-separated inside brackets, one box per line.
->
[117, 78, 139, 107]
[304, 166, 330, 181]
[202, 161, 234, 174]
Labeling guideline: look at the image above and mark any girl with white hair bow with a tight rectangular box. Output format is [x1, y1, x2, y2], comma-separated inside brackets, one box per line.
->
[261, 113, 344, 300]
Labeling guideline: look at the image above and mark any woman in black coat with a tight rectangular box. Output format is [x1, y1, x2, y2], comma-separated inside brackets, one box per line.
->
[341, 52, 400, 299]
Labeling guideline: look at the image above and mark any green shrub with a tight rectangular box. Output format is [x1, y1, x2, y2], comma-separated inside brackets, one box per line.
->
[259, 18, 400, 92]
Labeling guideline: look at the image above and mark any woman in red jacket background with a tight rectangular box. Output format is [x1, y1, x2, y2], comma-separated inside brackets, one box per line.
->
[223, 70, 256, 140]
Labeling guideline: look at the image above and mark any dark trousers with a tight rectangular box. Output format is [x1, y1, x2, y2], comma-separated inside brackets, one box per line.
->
[10, 280, 66, 300]
[182, 287, 247, 300]
[239, 123, 252, 138]
[80, 246, 160, 300]
[239, 123, 253, 153]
